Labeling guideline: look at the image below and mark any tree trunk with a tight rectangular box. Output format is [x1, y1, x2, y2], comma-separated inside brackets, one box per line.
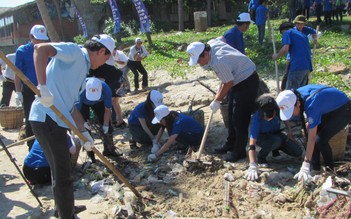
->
[71, 0, 107, 37]
[206, 0, 212, 27]
[52, 0, 65, 41]
[145, 32, 153, 46]
[178, 0, 184, 31]
[35, 0, 60, 42]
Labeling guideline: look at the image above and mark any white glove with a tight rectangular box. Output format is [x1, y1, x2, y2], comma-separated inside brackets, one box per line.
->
[210, 100, 220, 113]
[84, 122, 91, 131]
[294, 161, 312, 181]
[0, 75, 5, 81]
[102, 125, 109, 134]
[37, 84, 54, 107]
[80, 131, 94, 151]
[15, 92, 23, 106]
[151, 143, 160, 154]
[245, 162, 259, 181]
[148, 154, 157, 162]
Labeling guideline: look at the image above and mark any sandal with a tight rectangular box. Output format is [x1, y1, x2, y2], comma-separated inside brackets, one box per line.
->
[115, 121, 127, 128]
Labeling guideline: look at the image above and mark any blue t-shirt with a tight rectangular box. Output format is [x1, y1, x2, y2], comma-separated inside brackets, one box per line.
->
[170, 113, 203, 136]
[250, 111, 281, 139]
[248, 0, 259, 10]
[255, 5, 269, 25]
[293, 26, 316, 36]
[15, 42, 38, 86]
[324, 0, 332, 11]
[223, 26, 245, 54]
[315, 0, 322, 4]
[298, 84, 350, 129]
[128, 102, 152, 126]
[76, 78, 112, 110]
[24, 137, 73, 168]
[282, 29, 312, 72]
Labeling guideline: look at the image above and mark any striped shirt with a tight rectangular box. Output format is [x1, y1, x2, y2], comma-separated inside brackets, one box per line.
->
[202, 39, 256, 85]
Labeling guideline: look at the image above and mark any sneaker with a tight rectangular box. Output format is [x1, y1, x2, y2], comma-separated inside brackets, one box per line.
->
[129, 139, 138, 149]
[258, 157, 268, 168]
[142, 85, 148, 91]
[214, 143, 232, 154]
[114, 121, 127, 129]
[272, 150, 281, 158]
[223, 151, 246, 162]
[103, 148, 122, 157]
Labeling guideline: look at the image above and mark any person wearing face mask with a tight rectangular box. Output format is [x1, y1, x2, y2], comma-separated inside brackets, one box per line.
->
[245, 95, 303, 181]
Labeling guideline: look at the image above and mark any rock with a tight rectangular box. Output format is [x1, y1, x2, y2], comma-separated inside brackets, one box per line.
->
[327, 63, 349, 74]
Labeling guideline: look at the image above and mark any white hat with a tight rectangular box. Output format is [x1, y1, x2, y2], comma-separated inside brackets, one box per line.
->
[30, 25, 49, 40]
[276, 90, 297, 121]
[186, 42, 205, 66]
[237, 13, 254, 23]
[150, 90, 164, 107]
[135, 38, 143, 43]
[91, 34, 115, 64]
[152, 105, 170, 124]
[86, 78, 102, 101]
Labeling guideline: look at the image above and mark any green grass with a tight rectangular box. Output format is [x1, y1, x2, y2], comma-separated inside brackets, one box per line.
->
[120, 16, 351, 95]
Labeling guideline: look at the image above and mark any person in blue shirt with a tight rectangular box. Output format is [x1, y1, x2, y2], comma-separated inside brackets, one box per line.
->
[323, 0, 332, 26]
[293, 15, 318, 44]
[76, 77, 121, 162]
[147, 105, 204, 162]
[15, 25, 49, 150]
[245, 95, 302, 181]
[248, 0, 259, 23]
[23, 135, 75, 185]
[255, 0, 269, 46]
[223, 13, 254, 54]
[313, 0, 323, 23]
[128, 90, 164, 149]
[272, 22, 312, 90]
[29, 34, 114, 218]
[276, 85, 351, 181]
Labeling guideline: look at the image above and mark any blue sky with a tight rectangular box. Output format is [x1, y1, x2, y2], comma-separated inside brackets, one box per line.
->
[0, 0, 35, 8]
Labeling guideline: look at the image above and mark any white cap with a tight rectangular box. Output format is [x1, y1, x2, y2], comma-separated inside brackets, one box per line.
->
[276, 90, 297, 121]
[135, 38, 143, 43]
[30, 25, 49, 40]
[150, 90, 163, 107]
[186, 42, 205, 66]
[86, 78, 102, 101]
[91, 34, 115, 64]
[237, 13, 254, 23]
[152, 105, 170, 124]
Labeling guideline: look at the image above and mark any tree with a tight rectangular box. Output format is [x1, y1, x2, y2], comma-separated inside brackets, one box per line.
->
[178, 0, 184, 31]
[35, 0, 60, 42]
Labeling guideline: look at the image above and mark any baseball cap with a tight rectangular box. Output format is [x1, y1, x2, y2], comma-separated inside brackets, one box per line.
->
[91, 34, 115, 64]
[30, 25, 49, 41]
[186, 42, 205, 66]
[150, 90, 164, 107]
[152, 105, 170, 124]
[293, 15, 307, 24]
[86, 77, 102, 101]
[237, 13, 254, 23]
[276, 90, 297, 121]
[135, 38, 143, 43]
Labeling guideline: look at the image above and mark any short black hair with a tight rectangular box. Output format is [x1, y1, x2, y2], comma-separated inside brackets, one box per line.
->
[279, 22, 294, 34]
[255, 94, 279, 118]
[199, 43, 211, 58]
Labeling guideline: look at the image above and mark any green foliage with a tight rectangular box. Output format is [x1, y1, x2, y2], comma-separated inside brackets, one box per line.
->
[73, 35, 87, 45]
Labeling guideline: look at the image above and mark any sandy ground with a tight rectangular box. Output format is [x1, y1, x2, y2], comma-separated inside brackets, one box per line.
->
[0, 67, 350, 219]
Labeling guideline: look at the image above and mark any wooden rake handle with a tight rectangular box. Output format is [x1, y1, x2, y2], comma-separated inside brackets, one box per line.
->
[0, 51, 141, 198]
[196, 111, 214, 160]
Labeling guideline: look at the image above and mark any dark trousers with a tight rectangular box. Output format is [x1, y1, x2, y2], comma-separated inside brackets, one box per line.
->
[1, 80, 15, 106]
[335, 7, 343, 21]
[30, 116, 74, 219]
[312, 101, 351, 171]
[23, 164, 51, 185]
[226, 72, 259, 154]
[129, 124, 161, 145]
[127, 60, 148, 90]
[256, 132, 302, 159]
[257, 24, 265, 45]
[176, 132, 203, 151]
[304, 7, 310, 20]
[324, 11, 332, 25]
[23, 85, 35, 149]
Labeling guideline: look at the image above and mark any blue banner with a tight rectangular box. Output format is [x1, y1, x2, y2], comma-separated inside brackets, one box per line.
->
[107, 0, 121, 33]
[74, 5, 88, 38]
[131, 0, 150, 33]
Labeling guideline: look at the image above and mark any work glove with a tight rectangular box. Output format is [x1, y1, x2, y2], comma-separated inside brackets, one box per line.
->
[148, 154, 157, 162]
[83, 122, 91, 131]
[151, 143, 161, 154]
[36, 84, 54, 107]
[0, 75, 5, 81]
[15, 92, 23, 106]
[80, 131, 94, 151]
[102, 125, 109, 134]
[294, 161, 311, 181]
[245, 162, 259, 181]
[210, 100, 220, 113]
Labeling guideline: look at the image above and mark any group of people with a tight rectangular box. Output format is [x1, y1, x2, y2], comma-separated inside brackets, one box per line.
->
[0, 10, 350, 218]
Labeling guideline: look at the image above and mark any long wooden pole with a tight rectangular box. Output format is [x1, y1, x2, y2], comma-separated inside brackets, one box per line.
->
[268, 15, 280, 94]
[312, 25, 320, 67]
[196, 111, 213, 160]
[0, 51, 141, 198]
[0, 135, 35, 152]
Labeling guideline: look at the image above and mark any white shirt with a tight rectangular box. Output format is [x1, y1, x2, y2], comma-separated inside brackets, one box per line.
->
[0, 53, 16, 80]
[128, 45, 149, 61]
